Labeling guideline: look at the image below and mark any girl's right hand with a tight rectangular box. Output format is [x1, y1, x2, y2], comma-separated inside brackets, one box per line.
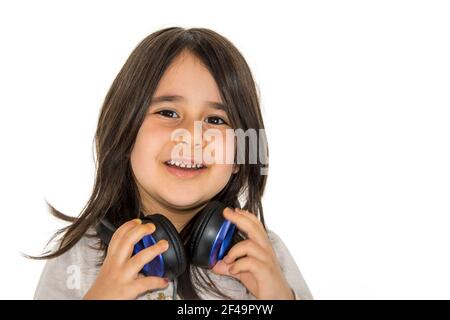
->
[83, 218, 170, 300]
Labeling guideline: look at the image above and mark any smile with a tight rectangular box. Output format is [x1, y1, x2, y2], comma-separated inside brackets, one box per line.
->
[163, 159, 208, 179]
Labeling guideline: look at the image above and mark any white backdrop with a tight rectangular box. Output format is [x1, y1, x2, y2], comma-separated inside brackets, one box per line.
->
[1, 0, 449, 299]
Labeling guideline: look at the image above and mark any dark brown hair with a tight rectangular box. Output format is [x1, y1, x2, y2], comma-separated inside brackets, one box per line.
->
[31, 27, 269, 299]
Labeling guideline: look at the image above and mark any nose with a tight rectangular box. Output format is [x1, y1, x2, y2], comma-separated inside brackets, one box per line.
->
[171, 120, 206, 157]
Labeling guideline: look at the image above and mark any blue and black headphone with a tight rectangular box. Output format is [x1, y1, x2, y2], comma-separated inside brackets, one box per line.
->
[96, 200, 237, 281]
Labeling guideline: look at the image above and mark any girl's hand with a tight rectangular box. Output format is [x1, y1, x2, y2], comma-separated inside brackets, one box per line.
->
[212, 208, 295, 300]
[84, 218, 170, 300]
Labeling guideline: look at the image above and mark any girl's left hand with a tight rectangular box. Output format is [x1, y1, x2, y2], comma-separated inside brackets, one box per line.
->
[212, 208, 295, 300]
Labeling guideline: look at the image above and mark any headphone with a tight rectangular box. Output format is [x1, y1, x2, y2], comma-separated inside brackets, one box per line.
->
[96, 200, 237, 280]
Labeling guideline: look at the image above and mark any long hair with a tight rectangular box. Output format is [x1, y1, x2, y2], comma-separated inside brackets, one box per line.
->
[30, 27, 269, 299]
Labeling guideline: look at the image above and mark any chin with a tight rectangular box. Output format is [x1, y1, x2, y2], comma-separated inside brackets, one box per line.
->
[159, 188, 206, 209]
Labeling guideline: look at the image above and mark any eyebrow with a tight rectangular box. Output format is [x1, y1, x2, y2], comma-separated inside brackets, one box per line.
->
[150, 94, 226, 111]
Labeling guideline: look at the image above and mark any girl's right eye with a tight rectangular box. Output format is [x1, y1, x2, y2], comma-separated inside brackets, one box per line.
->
[155, 109, 179, 118]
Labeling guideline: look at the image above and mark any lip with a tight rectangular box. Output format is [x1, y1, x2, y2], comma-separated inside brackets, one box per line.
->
[163, 161, 207, 179]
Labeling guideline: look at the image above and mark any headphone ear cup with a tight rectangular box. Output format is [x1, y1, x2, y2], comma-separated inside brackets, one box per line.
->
[136, 214, 187, 280]
[189, 201, 237, 268]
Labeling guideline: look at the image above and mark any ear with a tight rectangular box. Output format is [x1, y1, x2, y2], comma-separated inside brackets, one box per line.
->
[232, 164, 240, 174]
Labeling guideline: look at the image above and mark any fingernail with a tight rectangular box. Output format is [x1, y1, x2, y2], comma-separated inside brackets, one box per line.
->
[163, 277, 169, 283]
[225, 208, 235, 214]
[134, 218, 142, 224]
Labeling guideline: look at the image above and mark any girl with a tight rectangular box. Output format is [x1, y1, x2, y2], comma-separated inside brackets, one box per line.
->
[32, 27, 313, 300]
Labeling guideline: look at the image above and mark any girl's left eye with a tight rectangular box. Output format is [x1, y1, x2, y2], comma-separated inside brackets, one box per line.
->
[205, 116, 227, 125]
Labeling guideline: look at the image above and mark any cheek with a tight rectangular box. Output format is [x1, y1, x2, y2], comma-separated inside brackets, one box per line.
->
[204, 128, 237, 165]
[209, 163, 235, 188]
[130, 123, 169, 177]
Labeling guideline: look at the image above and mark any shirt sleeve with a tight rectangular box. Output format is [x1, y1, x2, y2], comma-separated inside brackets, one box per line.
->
[267, 230, 314, 300]
[33, 233, 101, 300]
[34, 247, 83, 299]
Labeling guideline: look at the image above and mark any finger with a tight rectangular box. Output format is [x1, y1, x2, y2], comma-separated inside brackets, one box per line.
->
[213, 260, 256, 287]
[229, 257, 266, 281]
[236, 209, 268, 239]
[223, 239, 272, 264]
[126, 239, 169, 275]
[212, 260, 233, 276]
[133, 276, 169, 296]
[223, 208, 271, 249]
[108, 218, 142, 253]
[236, 208, 263, 228]
[112, 222, 156, 264]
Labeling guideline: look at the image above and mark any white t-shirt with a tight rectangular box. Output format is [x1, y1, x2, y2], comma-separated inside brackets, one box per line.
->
[34, 228, 313, 300]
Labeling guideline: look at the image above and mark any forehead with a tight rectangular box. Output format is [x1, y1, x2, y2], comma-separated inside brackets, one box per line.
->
[153, 51, 223, 105]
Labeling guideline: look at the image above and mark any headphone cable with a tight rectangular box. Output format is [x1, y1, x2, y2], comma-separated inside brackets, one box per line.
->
[172, 277, 178, 300]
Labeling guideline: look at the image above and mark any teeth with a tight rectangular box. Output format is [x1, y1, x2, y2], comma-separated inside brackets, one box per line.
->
[166, 160, 204, 169]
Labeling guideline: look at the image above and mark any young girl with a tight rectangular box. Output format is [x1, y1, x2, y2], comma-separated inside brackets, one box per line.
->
[33, 27, 313, 300]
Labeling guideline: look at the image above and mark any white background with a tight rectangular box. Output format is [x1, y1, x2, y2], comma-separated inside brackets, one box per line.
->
[0, 0, 449, 299]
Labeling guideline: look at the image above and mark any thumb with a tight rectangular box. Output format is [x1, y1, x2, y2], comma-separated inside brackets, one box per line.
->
[134, 276, 169, 296]
[212, 260, 234, 277]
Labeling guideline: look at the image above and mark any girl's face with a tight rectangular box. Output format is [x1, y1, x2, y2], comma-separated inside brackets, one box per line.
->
[130, 50, 238, 212]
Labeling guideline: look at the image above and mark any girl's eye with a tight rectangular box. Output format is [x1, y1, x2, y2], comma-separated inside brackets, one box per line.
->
[156, 109, 179, 118]
[205, 116, 227, 125]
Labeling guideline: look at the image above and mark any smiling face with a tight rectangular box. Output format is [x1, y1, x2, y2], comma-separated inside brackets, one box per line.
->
[130, 50, 238, 214]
